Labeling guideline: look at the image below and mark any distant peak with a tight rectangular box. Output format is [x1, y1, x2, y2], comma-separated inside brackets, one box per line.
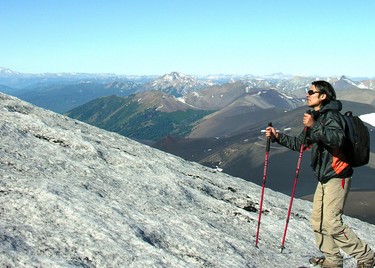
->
[161, 72, 186, 80]
[0, 67, 19, 75]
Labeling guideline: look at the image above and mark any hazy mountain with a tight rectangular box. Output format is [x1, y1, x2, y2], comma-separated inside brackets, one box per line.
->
[358, 79, 375, 90]
[66, 91, 213, 142]
[1, 92, 374, 267]
[196, 73, 294, 84]
[139, 72, 212, 97]
[333, 76, 375, 105]
[0, 67, 20, 75]
[0, 67, 157, 89]
[9, 81, 139, 114]
[3, 67, 375, 115]
[236, 75, 375, 100]
[183, 82, 251, 110]
[65, 82, 306, 142]
[182, 81, 304, 111]
[184, 86, 304, 138]
[267, 76, 314, 98]
[0, 84, 15, 95]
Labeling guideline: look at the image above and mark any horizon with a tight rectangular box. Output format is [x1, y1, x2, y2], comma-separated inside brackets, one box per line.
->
[1, 66, 374, 80]
[1, 1, 375, 77]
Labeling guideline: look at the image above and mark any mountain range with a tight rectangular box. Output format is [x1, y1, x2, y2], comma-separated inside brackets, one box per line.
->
[2, 67, 375, 113]
[1, 67, 375, 222]
[1, 92, 374, 267]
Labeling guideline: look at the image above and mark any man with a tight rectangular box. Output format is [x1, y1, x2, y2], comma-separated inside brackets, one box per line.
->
[266, 80, 374, 268]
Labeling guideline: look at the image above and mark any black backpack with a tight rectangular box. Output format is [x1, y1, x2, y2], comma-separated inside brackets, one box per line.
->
[340, 111, 370, 167]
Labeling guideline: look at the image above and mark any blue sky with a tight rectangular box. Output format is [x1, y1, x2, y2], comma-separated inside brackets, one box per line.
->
[1, 0, 375, 77]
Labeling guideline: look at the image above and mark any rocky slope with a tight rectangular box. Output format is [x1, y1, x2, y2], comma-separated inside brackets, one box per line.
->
[1, 93, 374, 267]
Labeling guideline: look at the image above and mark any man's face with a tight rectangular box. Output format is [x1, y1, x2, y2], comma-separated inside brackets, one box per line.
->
[306, 85, 325, 109]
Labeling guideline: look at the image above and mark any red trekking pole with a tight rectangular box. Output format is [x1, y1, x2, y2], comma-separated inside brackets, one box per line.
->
[255, 122, 272, 248]
[280, 124, 309, 253]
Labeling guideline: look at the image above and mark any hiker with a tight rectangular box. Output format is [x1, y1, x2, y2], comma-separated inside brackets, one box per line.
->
[265, 80, 375, 268]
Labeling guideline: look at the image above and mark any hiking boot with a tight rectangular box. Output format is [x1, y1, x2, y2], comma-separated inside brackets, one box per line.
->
[309, 256, 343, 268]
[357, 256, 375, 268]
[309, 256, 325, 266]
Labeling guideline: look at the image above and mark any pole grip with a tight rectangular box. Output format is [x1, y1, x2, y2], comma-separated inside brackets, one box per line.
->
[302, 110, 311, 144]
[266, 122, 272, 152]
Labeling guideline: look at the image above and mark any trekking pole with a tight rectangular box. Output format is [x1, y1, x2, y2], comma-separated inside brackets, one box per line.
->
[280, 120, 309, 253]
[255, 122, 272, 248]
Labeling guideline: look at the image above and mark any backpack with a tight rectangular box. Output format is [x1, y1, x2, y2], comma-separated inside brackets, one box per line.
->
[340, 111, 370, 167]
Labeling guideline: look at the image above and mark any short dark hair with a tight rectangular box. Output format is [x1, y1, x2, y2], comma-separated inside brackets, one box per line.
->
[311, 80, 336, 102]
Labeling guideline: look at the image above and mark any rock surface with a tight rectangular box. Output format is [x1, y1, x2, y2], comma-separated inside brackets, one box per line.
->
[1, 92, 374, 267]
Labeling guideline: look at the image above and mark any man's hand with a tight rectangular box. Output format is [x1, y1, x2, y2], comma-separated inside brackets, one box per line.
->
[266, 126, 279, 141]
[303, 112, 315, 128]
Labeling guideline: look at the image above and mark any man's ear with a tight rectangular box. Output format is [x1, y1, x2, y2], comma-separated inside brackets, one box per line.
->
[319, 93, 327, 101]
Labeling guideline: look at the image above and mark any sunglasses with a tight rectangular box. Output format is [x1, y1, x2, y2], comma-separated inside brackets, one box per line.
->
[307, 90, 321, 96]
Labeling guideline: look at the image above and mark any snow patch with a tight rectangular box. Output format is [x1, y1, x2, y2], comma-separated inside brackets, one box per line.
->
[359, 113, 375, 127]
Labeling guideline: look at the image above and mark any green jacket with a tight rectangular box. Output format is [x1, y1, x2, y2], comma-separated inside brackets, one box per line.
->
[277, 100, 353, 183]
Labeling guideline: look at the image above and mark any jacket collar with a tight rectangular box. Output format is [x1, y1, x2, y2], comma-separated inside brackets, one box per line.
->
[319, 100, 342, 113]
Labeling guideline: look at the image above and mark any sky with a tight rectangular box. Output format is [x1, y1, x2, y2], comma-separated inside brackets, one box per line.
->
[1, 0, 375, 77]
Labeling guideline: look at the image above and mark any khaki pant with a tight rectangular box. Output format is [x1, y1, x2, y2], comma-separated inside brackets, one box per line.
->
[311, 177, 374, 265]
